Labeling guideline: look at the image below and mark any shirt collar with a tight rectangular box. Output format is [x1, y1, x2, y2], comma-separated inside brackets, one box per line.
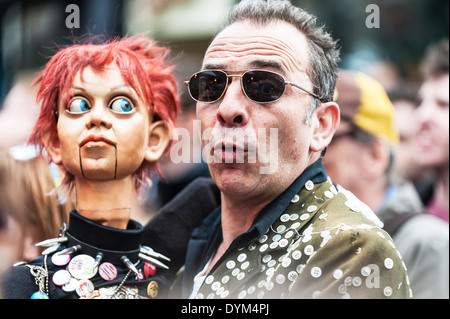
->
[192, 159, 328, 251]
[237, 158, 327, 246]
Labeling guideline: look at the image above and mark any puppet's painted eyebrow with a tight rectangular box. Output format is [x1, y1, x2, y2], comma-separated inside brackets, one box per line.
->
[71, 86, 86, 92]
[110, 85, 132, 92]
[70, 85, 137, 95]
[109, 85, 140, 99]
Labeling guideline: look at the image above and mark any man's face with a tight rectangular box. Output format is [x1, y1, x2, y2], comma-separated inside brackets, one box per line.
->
[393, 100, 421, 181]
[55, 64, 152, 181]
[416, 74, 449, 170]
[197, 20, 318, 200]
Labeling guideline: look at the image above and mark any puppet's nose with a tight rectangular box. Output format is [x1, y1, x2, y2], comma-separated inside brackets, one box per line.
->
[85, 104, 113, 129]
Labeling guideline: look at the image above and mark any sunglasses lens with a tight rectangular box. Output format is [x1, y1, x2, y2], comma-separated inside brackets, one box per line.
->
[188, 71, 227, 102]
[242, 71, 285, 103]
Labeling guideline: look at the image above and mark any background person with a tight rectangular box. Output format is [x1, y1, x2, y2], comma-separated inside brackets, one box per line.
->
[416, 39, 449, 223]
[388, 83, 435, 204]
[323, 69, 449, 298]
[0, 144, 72, 274]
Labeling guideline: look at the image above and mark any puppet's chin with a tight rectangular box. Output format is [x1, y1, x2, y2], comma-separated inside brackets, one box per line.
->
[79, 145, 117, 180]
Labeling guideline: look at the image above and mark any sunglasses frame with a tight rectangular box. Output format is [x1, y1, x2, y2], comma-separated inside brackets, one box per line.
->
[184, 69, 322, 104]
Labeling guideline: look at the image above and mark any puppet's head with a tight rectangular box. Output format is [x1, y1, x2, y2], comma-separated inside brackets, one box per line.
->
[29, 35, 179, 190]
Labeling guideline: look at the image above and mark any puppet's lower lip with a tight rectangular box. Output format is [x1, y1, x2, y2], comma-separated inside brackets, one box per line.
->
[81, 141, 112, 148]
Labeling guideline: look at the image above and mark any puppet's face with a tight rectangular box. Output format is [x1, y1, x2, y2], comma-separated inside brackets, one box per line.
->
[50, 64, 164, 181]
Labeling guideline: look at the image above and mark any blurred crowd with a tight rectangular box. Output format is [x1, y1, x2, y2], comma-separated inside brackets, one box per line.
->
[322, 39, 449, 298]
[0, 1, 448, 299]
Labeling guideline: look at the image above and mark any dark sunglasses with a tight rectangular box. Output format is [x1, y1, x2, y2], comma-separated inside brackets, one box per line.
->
[184, 70, 322, 104]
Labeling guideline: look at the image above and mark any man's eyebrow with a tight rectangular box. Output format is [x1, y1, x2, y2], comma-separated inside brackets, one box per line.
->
[249, 60, 286, 73]
[203, 60, 286, 73]
[203, 63, 226, 70]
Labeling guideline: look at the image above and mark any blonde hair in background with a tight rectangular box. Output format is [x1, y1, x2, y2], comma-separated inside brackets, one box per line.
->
[0, 148, 74, 259]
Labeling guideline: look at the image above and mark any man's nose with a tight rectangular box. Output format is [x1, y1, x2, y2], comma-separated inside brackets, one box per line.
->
[216, 80, 249, 127]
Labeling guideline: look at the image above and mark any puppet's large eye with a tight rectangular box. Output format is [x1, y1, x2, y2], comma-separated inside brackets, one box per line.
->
[67, 98, 91, 114]
[110, 97, 134, 114]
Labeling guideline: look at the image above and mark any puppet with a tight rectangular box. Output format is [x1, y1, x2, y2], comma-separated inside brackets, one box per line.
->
[0, 35, 179, 299]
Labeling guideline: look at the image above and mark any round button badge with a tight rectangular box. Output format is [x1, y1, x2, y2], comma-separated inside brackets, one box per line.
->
[98, 262, 118, 281]
[51, 253, 71, 267]
[76, 279, 100, 299]
[68, 254, 97, 280]
[62, 277, 79, 292]
[52, 269, 71, 286]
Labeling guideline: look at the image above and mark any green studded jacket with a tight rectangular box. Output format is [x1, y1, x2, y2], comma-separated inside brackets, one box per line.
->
[179, 161, 412, 299]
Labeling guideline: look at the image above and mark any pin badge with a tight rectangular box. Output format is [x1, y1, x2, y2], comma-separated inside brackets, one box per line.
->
[68, 254, 97, 279]
[98, 262, 117, 281]
[51, 253, 71, 266]
[147, 281, 159, 298]
[62, 277, 79, 292]
[144, 262, 157, 278]
[30, 291, 49, 299]
[52, 269, 71, 286]
[76, 279, 100, 299]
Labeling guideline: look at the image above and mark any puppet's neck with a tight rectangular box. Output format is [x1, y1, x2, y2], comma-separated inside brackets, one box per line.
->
[74, 177, 133, 229]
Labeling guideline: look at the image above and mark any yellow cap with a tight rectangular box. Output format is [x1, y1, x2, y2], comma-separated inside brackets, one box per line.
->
[334, 70, 399, 144]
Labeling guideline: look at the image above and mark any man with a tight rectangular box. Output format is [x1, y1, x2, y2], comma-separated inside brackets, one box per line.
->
[389, 83, 435, 203]
[323, 70, 449, 298]
[176, 0, 411, 299]
[416, 39, 449, 223]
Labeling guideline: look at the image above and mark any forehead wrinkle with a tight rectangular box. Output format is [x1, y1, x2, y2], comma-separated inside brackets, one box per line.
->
[204, 34, 309, 76]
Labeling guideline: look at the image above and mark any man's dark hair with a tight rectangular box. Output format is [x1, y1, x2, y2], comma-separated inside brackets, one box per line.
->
[420, 39, 449, 79]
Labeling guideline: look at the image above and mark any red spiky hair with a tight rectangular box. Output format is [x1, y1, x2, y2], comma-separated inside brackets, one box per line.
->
[28, 35, 179, 190]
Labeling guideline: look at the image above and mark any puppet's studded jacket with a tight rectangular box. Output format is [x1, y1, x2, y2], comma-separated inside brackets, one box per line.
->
[0, 211, 171, 299]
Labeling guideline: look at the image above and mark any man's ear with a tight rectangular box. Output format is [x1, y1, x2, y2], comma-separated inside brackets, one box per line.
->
[43, 131, 63, 165]
[144, 120, 171, 163]
[310, 102, 340, 152]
